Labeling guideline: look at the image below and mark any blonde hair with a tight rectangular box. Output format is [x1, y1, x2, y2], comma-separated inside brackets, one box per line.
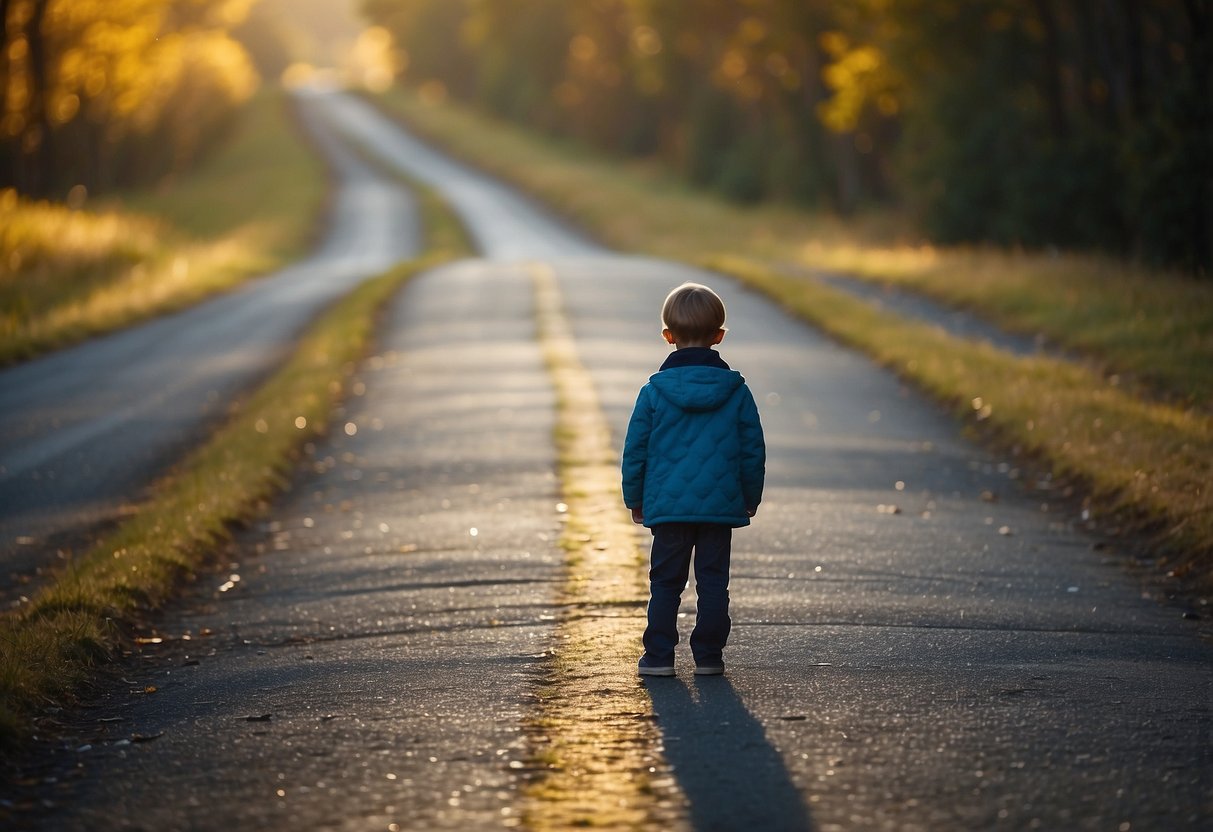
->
[661, 282, 727, 344]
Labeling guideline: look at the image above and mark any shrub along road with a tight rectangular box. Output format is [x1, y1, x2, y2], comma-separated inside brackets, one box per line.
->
[7, 90, 1211, 830]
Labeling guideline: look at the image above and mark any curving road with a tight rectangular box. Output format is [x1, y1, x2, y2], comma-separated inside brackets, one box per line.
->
[7, 89, 1211, 831]
[0, 94, 420, 591]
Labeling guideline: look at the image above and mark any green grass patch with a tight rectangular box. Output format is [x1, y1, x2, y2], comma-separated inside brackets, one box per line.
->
[370, 88, 1213, 585]
[0, 87, 327, 365]
[0, 176, 471, 750]
[370, 88, 1212, 409]
[792, 245, 1213, 409]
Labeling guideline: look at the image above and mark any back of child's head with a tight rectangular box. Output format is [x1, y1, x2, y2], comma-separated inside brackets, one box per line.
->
[661, 282, 727, 344]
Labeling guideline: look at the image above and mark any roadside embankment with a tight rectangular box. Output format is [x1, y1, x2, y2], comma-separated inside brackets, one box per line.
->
[0, 180, 470, 750]
[0, 88, 326, 365]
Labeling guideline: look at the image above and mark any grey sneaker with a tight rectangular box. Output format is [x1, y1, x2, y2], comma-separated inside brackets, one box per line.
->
[694, 663, 725, 676]
[637, 655, 675, 676]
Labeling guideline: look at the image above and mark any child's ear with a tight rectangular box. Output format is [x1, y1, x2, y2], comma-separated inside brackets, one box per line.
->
[712, 328, 726, 345]
[662, 328, 676, 345]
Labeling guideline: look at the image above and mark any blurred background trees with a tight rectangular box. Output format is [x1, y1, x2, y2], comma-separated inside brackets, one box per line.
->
[364, 0, 1211, 274]
[0, 0, 259, 198]
[3, 0, 1207, 274]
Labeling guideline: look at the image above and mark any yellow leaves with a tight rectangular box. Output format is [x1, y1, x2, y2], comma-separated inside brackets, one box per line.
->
[819, 30, 850, 58]
[817, 34, 900, 134]
[4, 0, 257, 151]
[720, 49, 748, 81]
[348, 26, 399, 93]
[629, 26, 662, 58]
[738, 16, 768, 46]
[569, 34, 597, 63]
[206, 0, 257, 29]
[6, 35, 30, 62]
[49, 93, 79, 125]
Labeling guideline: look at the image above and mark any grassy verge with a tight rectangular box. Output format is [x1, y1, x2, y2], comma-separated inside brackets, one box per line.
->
[370, 89, 1212, 409]
[0, 179, 469, 749]
[791, 245, 1213, 409]
[370, 89, 1212, 586]
[0, 87, 326, 365]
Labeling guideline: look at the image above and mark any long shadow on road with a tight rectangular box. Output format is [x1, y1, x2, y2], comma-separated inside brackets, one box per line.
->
[644, 675, 813, 832]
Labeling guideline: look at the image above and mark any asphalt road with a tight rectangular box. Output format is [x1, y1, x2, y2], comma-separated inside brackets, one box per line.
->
[6, 89, 1211, 830]
[0, 92, 421, 593]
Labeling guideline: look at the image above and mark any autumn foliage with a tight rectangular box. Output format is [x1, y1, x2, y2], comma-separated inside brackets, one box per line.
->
[364, 0, 1211, 274]
[0, 0, 258, 197]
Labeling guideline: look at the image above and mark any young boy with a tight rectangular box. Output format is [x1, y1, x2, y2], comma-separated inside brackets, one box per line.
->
[622, 282, 765, 677]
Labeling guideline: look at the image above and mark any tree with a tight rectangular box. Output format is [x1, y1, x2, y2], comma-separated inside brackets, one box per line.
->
[1, 0, 259, 197]
[361, 0, 1212, 273]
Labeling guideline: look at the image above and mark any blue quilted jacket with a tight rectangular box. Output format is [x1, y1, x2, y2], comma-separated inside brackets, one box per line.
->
[622, 349, 765, 527]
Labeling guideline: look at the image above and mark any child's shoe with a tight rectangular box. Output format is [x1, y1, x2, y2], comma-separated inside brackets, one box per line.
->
[637, 654, 675, 676]
[693, 660, 725, 676]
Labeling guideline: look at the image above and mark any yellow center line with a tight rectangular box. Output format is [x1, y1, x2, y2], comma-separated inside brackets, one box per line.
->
[523, 262, 687, 830]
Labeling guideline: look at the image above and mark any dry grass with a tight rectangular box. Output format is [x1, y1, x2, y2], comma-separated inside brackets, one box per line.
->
[0, 87, 326, 365]
[0, 183, 470, 750]
[793, 244, 1213, 408]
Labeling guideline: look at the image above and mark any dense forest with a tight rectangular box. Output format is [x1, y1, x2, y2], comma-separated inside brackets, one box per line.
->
[0, 0, 258, 197]
[364, 0, 1212, 274]
[2, 1, 1208, 273]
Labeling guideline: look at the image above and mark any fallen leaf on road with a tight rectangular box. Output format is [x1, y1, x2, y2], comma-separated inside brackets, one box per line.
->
[998, 525, 1013, 535]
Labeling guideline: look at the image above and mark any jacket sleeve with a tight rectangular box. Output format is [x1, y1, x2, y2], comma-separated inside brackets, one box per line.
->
[621, 386, 653, 508]
[738, 386, 766, 510]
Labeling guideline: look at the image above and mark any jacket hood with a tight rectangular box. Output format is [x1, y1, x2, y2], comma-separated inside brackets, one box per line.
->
[648, 365, 745, 413]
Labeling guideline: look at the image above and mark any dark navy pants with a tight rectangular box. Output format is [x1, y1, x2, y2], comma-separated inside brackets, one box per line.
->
[642, 523, 732, 665]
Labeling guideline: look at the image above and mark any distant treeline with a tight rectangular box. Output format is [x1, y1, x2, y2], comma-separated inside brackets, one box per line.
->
[365, 0, 1211, 274]
[0, 1, 258, 198]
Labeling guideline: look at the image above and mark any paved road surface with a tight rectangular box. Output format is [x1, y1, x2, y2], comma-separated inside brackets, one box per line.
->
[0, 93, 420, 592]
[6, 89, 1210, 830]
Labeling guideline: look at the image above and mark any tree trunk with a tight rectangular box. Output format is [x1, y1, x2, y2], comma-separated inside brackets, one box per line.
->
[1182, 0, 1212, 273]
[1119, 0, 1146, 120]
[20, 0, 50, 195]
[1030, 0, 1069, 140]
[1, 0, 14, 187]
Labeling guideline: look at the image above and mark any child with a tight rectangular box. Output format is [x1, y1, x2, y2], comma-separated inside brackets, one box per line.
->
[622, 282, 765, 677]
